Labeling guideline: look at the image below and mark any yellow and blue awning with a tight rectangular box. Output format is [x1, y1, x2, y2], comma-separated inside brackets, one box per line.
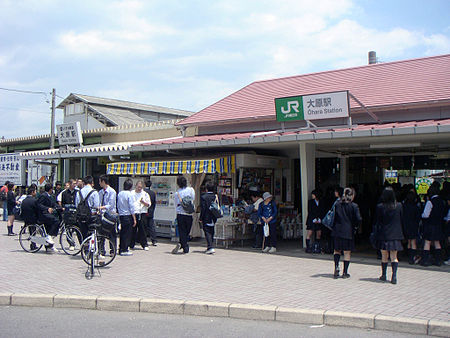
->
[106, 156, 236, 175]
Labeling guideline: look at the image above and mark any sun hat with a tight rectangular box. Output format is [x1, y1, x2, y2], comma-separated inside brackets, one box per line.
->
[263, 192, 273, 201]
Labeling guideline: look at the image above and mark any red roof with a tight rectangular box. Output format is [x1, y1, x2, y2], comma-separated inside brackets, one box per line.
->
[178, 54, 450, 126]
[134, 118, 450, 148]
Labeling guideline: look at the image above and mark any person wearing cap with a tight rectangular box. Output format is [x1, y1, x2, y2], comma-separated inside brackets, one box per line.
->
[258, 192, 278, 253]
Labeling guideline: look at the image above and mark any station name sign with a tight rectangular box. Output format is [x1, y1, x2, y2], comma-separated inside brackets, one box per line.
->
[57, 121, 83, 146]
[275, 90, 350, 122]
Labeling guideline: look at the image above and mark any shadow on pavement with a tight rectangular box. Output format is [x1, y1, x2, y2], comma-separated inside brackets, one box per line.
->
[310, 273, 335, 279]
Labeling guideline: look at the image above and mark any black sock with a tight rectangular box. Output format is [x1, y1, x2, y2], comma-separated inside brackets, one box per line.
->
[334, 254, 340, 268]
[391, 262, 398, 278]
[343, 260, 350, 274]
[381, 262, 388, 276]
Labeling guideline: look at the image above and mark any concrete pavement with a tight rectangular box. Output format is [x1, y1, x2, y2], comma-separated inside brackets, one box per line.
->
[1, 220, 449, 336]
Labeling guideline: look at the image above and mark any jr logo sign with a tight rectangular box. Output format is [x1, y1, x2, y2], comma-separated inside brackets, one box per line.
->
[275, 96, 304, 122]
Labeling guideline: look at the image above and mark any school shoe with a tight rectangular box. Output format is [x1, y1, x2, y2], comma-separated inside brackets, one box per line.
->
[262, 247, 271, 253]
[313, 243, 321, 254]
[46, 246, 58, 253]
[205, 248, 215, 254]
[45, 235, 54, 245]
[268, 247, 277, 254]
[144, 246, 149, 251]
[171, 243, 181, 254]
[120, 251, 133, 256]
[333, 267, 340, 279]
[443, 258, 450, 265]
[151, 242, 157, 247]
[341, 273, 350, 279]
[68, 246, 75, 251]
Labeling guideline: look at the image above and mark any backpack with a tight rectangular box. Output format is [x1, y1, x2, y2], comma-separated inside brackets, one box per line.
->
[0, 189, 6, 201]
[209, 194, 223, 219]
[76, 190, 95, 224]
[177, 191, 195, 214]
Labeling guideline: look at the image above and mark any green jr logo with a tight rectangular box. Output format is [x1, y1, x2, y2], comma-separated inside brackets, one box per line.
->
[275, 96, 304, 122]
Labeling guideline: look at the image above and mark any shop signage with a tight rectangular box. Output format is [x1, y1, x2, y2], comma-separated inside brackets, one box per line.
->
[0, 153, 23, 185]
[415, 177, 433, 195]
[384, 169, 398, 184]
[57, 121, 83, 146]
[275, 90, 349, 122]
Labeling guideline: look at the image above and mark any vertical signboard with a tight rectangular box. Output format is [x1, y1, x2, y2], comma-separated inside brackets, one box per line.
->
[57, 121, 83, 146]
[0, 153, 23, 185]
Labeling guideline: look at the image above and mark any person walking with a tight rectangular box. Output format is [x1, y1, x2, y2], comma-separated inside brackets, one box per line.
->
[130, 181, 150, 251]
[306, 189, 326, 253]
[117, 178, 136, 256]
[200, 181, 218, 254]
[402, 190, 421, 264]
[373, 188, 404, 284]
[172, 175, 195, 254]
[1, 181, 9, 222]
[421, 184, 446, 266]
[144, 180, 157, 246]
[6, 182, 17, 236]
[331, 188, 362, 279]
[258, 192, 277, 254]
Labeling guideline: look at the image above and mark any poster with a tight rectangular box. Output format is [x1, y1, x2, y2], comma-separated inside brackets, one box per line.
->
[0, 153, 23, 185]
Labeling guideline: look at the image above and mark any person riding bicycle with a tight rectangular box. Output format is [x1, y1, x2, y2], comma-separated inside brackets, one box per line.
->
[74, 176, 100, 239]
[21, 187, 40, 250]
[37, 183, 60, 253]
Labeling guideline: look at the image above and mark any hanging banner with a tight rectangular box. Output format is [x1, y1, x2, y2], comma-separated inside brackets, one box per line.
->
[275, 90, 349, 122]
[0, 153, 24, 185]
[106, 155, 236, 175]
[415, 177, 433, 195]
[384, 169, 398, 184]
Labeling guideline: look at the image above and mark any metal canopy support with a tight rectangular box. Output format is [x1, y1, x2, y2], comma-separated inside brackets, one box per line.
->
[348, 92, 382, 124]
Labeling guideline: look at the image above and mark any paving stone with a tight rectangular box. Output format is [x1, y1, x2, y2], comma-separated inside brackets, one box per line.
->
[0, 293, 12, 305]
[11, 293, 55, 307]
[97, 296, 140, 312]
[54, 294, 97, 309]
[428, 319, 450, 337]
[140, 299, 185, 314]
[324, 310, 374, 328]
[229, 304, 276, 321]
[375, 315, 428, 335]
[184, 301, 230, 317]
[276, 307, 324, 324]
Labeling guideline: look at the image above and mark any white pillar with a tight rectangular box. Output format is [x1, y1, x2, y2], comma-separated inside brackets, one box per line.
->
[339, 157, 348, 188]
[299, 143, 315, 248]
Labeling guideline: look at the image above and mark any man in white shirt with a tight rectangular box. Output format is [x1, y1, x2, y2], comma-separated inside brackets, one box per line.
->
[131, 181, 151, 251]
[74, 176, 100, 238]
[173, 175, 195, 254]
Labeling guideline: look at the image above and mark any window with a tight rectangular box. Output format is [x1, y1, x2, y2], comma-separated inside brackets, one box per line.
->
[65, 103, 84, 115]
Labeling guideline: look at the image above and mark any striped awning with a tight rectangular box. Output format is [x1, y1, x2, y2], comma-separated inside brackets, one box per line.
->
[106, 155, 236, 175]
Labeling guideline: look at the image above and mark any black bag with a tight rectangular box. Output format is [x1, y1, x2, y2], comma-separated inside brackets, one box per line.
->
[76, 190, 95, 224]
[322, 200, 337, 231]
[101, 212, 118, 233]
[177, 192, 195, 214]
[0, 190, 6, 201]
[209, 194, 223, 219]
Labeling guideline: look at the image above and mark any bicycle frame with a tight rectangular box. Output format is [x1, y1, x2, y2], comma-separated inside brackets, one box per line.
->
[28, 224, 49, 246]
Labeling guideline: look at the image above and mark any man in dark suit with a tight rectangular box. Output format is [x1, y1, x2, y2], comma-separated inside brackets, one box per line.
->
[21, 187, 40, 250]
[144, 180, 157, 246]
[37, 183, 60, 252]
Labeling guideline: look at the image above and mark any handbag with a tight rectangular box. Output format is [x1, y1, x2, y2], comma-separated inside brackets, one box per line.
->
[263, 222, 270, 237]
[322, 200, 337, 230]
[209, 194, 223, 219]
[101, 212, 118, 233]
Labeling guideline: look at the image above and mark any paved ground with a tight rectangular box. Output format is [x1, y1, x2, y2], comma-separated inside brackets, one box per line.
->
[0, 306, 426, 338]
[1, 220, 449, 323]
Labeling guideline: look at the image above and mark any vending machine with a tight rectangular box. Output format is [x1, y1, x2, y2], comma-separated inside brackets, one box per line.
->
[151, 176, 178, 238]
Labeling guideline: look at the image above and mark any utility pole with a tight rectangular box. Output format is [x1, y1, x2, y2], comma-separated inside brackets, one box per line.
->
[50, 88, 56, 149]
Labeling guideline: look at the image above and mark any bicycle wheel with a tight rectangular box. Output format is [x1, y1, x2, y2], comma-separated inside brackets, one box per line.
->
[59, 225, 83, 256]
[19, 224, 43, 253]
[81, 235, 116, 267]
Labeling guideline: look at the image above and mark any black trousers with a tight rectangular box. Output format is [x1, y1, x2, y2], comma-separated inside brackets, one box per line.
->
[264, 223, 277, 248]
[41, 214, 60, 237]
[177, 214, 193, 253]
[130, 213, 148, 249]
[119, 215, 133, 253]
[254, 224, 263, 248]
[146, 215, 157, 243]
[203, 224, 215, 249]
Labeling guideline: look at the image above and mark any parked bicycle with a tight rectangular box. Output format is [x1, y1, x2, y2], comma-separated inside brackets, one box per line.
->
[81, 221, 116, 279]
[58, 205, 83, 256]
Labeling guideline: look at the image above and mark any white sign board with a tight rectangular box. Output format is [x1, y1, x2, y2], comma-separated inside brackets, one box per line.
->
[0, 153, 23, 185]
[302, 91, 349, 121]
[57, 121, 83, 146]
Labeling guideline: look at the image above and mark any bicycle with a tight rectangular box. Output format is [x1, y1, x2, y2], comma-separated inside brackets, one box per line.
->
[80, 221, 116, 279]
[58, 206, 83, 256]
[19, 223, 53, 253]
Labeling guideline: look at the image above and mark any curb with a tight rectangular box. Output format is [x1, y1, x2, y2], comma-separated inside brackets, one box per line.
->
[0, 293, 448, 337]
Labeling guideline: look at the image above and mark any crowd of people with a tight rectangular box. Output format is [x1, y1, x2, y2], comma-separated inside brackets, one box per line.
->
[2, 176, 449, 284]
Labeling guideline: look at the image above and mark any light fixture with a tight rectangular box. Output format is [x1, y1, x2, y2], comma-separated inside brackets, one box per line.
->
[369, 142, 421, 149]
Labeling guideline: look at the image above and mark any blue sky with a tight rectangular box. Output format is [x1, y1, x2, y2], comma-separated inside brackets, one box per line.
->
[0, 0, 449, 139]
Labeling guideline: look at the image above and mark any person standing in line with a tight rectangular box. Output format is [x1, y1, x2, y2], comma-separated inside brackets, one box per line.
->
[200, 181, 218, 254]
[131, 181, 150, 251]
[99, 175, 118, 254]
[74, 176, 100, 239]
[258, 192, 278, 254]
[332, 188, 362, 279]
[37, 183, 60, 252]
[6, 182, 17, 236]
[306, 189, 326, 253]
[249, 191, 264, 249]
[117, 178, 136, 256]
[374, 188, 404, 284]
[402, 190, 421, 265]
[421, 184, 446, 266]
[1, 181, 10, 222]
[144, 180, 157, 246]
[172, 175, 195, 254]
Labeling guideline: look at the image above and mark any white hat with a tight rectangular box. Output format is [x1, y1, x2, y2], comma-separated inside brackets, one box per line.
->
[263, 192, 272, 200]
